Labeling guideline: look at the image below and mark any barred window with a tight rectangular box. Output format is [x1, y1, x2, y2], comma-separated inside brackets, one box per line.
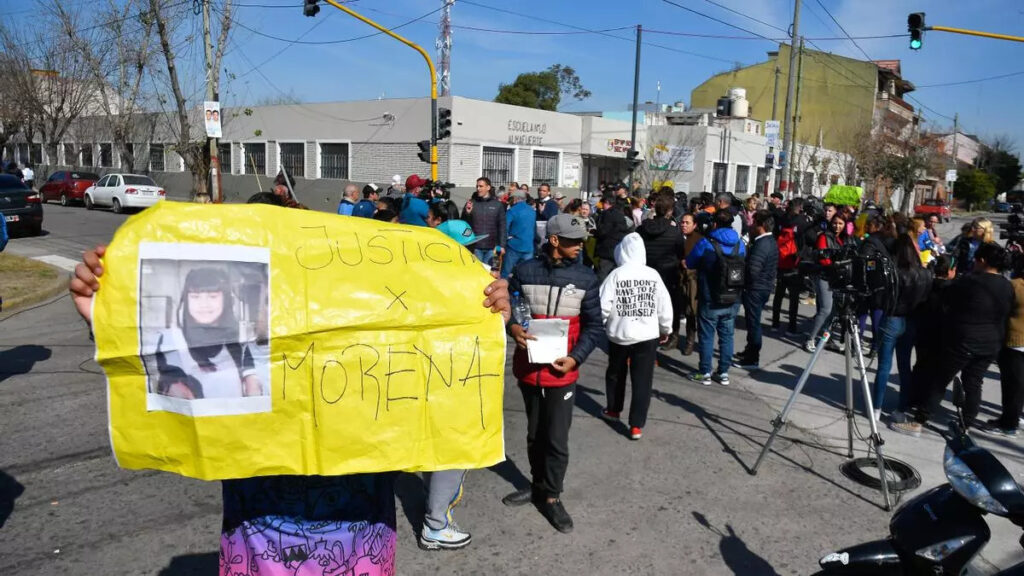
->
[100, 143, 113, 167]
[482, 146, 514, 188]
[63, 144, 76, 166]
[279, 142, 305, 178]
[319, 143, 349, 179]
[245, 143, 266, 175]
[802, 171, 814, 195]
[149, 144, 165, 171]
[30, 143, 42, 165]
[755, 167, 769, 194]
[81, 144, 93, 166]
[734, 165, 750, 194]
[531, 150, 559, 188]
[218, 143, 232, 175]
[712, 162, 728, 194]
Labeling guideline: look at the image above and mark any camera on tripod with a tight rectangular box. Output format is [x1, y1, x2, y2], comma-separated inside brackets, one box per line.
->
[422, 179, 455, 200]
[999, 204, 1024, 241]
[819, 244, 899, 314]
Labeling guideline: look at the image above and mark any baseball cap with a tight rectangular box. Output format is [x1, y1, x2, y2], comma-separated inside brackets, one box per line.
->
[406, 174, 428, 191]
[553, 191, 566, 200]
[546, 214, 588, 240]
[362, 183, 379, 197]
[437, 219, 487, 246]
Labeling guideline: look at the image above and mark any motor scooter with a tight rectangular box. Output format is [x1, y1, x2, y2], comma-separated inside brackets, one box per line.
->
[817, 379, 1024, 575]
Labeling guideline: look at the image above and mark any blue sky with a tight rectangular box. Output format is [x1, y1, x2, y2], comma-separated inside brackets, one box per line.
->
[8, 0, 1024, 146]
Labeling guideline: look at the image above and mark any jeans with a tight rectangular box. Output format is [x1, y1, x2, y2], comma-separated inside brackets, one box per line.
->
[858, 309, 883, 347]
[807, 277, 834, 343]
[501, 247, 533, 278]
[872, 316, 915, 413]
[741, 289, 771, 361]
[605, 339, 658, 428]
[698, 302, 739, 375]
[474, 248, 495, 267]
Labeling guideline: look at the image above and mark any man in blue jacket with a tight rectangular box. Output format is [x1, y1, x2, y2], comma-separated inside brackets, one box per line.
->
[685, 210, 747, 386]
[352, 184, 378, 218]
[735, 210, 778, 370]
[503, 188, 537, 278]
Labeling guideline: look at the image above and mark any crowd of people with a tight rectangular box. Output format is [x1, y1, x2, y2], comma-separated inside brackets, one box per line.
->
[65, 172, 1023, 575]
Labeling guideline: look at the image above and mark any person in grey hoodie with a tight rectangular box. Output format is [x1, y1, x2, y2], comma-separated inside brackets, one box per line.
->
[599, 232, 673, 440]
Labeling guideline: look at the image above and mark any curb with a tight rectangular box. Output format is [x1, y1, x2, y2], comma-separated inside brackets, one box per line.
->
[0, 262, 70, 318]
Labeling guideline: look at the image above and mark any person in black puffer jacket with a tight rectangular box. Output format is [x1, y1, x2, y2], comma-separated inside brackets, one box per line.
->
[871, 234, 933, 421]
[638, 191, 685, 349]
[461, 177, 507, 268]
[856, 214, 891, 353]
[735, 210, 778, 368]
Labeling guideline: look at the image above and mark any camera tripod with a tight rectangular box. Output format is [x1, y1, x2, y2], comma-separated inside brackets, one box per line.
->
[751, 296, 893, 511]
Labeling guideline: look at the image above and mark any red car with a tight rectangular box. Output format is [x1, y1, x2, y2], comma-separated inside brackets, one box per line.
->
[39, 170, 101, 206]
[914, 198, 952, 223]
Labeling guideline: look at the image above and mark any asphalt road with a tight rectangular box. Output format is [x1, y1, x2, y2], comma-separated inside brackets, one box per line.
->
[1, 204, 1021, 575]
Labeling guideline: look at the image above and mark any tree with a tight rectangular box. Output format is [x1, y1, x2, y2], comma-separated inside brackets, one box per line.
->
[953, 168, 996, 211]
[54, 0, 157, 173]
[977, 146, 1022, 195]
[494, 64, 590, 111]
[149, 0, 232, 198]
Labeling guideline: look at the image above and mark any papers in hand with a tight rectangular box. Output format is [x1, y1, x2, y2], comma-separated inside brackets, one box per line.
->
[526, 318, 569, 365]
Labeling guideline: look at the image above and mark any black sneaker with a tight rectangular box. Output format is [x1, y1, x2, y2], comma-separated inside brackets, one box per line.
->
[735, 356, 759, 370]
[976, 420, 1020, 438]
[501, 488, 536, 507]
[538, 498, 574, 533]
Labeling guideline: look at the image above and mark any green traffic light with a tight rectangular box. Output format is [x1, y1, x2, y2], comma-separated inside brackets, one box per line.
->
[910, 38, 922, 49]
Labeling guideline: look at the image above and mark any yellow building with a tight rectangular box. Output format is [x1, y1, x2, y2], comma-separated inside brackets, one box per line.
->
[691, 44, 899, 153]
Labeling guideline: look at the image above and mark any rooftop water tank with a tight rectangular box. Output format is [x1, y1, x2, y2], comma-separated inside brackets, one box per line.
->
[728, 87, 747, 101]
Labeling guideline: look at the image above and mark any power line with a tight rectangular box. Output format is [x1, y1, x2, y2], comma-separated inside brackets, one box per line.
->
[659, 0, 776, 42]
[810, 0, 874, 63]
[458, 0, 738, 64]
[227, 4, 443, 45]
[697, 0, 788, 35]
[915, 69, 1024, 88]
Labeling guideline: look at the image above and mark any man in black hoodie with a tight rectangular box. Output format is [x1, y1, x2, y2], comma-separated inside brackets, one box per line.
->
[736, 210, 778, 369]
[462, 177, 507, 268]
[638, 190, 685, 349]
[594, 193, 633, 282]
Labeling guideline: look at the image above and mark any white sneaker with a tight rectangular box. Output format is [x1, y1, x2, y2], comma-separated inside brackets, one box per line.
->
[419, 522, 472, 550]
[804, 340, 816, 353]
[712, 373, 730, 386]
[873, 409, 882, 422]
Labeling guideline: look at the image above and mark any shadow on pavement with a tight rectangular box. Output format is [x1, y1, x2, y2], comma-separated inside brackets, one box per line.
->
[488, 457, 531, 492]
[576, 384, 629, 436]
[0, 345, 52, 384]
[692, 511, 781, 576]
[157, 552, 218, 575]
[393, 472, 425, 535]
[0, 470, 25, 529]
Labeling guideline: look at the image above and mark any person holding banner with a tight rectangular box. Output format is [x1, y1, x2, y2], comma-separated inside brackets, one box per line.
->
[70, 241, 513, 575]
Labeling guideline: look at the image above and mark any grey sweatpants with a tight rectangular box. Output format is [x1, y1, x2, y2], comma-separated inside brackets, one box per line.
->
[424, 469, 467, 530]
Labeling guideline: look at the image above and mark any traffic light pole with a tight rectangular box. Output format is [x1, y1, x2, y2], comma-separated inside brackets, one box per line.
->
[928, 25, 1024, 43]
[321, 0, 439, 180]
[627, 24, 641, 192]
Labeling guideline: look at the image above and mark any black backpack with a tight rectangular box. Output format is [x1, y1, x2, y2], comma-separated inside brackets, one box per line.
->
[709, 238, 745, 305]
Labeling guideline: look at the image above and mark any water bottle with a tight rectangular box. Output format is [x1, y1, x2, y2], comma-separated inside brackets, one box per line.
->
[512, 291, 531, 331]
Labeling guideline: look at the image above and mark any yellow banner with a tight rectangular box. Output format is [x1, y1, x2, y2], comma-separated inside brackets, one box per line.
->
[94, 202, 506, 480]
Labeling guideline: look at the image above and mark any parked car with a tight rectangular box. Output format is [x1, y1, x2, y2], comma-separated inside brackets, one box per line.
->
[913, 198, 952, 222]
[994, 201, 1013, 213]
[39, 170, 101, 206]
[84, 174, 165, 214]
[0, 174, 43, 236]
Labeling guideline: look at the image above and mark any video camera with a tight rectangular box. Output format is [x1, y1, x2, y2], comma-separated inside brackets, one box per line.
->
[999, 204, 1024, 241]
[818, 244, 899, 315]
[420, 179, 455, 200]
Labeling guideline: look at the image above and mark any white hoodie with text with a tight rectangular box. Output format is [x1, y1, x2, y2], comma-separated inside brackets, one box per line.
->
[599, 232, 674, 345]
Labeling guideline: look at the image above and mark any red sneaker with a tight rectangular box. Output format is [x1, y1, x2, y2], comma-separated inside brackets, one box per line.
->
[630, 427, 643, 440]
[601, 409, 620, 421]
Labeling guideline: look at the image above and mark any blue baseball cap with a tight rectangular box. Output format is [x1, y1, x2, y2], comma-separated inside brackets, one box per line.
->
[437, 219, 487, 246]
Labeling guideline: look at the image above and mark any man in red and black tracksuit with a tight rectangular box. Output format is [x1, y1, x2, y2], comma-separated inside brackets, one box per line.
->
[504, 213, 602, 534]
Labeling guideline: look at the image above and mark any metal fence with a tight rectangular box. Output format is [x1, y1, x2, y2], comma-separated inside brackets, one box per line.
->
[482, 146, 514, 188]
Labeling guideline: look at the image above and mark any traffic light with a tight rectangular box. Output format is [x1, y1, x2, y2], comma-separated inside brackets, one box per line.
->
[303, 0, 320, 17]
[908, 12, 925, 50]
[626, 149, 642, 172]
[417, 140, 431, 164]
[437, 108, 452, 140]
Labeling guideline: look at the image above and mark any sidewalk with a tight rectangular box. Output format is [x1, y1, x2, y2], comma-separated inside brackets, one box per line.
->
[691, 298, 1024, 574]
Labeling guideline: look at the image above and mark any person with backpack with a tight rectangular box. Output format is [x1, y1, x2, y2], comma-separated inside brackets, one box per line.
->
[804, 212, 848, 353]
[685, 210, 747, 386]
[599, 232, 674, 440]
[771, 198, 810, 336]
[734, 210, 778, 370]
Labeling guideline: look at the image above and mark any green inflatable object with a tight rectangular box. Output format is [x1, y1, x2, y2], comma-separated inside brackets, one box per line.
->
[823, 185, 864, 206]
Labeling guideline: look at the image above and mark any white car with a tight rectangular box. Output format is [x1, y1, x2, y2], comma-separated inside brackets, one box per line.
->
[84, 173, 165, 213]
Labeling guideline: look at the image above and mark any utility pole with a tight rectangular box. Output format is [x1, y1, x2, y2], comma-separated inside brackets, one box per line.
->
[202, 0, 221, 202]
[779, 0, 800, 197]
[787, 36, 805, 195]
[627, 24, 642, 191]
[766, 62, 781, 195]
[437, 0, 453, 97]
